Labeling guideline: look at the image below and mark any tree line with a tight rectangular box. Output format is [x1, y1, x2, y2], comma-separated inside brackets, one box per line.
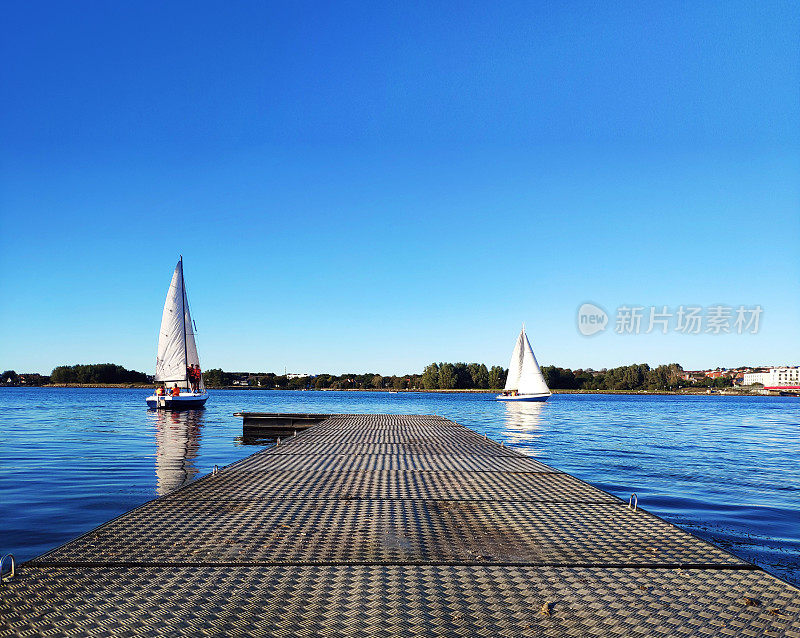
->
[208, 362, 730, 391]
[3, 361, 735, 391]
[411, 362, 726, 391]
[203, 369, 427, 390]
[2, 370, 49, 386]
[419, 363, 505, 389]
[543, 363, 733, 390]
[202, 364, 505, 390]
[203, 362, 704, 391]
[49, 364, 150, 385]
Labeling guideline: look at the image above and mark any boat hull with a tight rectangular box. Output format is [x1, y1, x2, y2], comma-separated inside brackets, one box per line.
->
[146, 392, 209, 410]
[496, 393, 550, 402]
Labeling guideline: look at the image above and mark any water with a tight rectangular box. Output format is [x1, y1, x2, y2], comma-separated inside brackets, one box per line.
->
[0, 388, 798, 585]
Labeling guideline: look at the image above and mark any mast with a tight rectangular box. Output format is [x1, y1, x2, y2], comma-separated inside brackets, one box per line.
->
[180, 255, 188, 386]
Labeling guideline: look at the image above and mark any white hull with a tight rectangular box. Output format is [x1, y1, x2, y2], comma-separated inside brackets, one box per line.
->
[146, 391, 208, 410]
[496, 392, 550, 402]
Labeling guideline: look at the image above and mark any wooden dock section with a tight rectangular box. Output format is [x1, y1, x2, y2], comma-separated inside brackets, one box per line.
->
[235, 411, 330, 440]
[2, 413, 799, 636]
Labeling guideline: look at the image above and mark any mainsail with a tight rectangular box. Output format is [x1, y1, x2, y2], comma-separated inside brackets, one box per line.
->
[504, 326, 550, 396]
[154, 258, 204, 390]
[504, 330, 525, 392]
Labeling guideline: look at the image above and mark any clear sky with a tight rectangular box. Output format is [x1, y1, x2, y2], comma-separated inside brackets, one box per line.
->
[1, 1, 798, 376]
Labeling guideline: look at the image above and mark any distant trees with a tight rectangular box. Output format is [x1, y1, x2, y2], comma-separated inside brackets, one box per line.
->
[0, 358, 735, 393]
[314, 374, 332, 390]
[50, 364, 149, 384]
[161, 361, 709, 392]
[540, 363, 688, 391]
[202, 368, 232, 388]
[17, 373, 48, 386]
[199, 363, 509, 391]
[468, 363, 489, 389]
[202, 371, 422, 390]
[693, 375, 733, 389]
[421, 363, 439, 390]
[438, 363, 457, 389]
[409, 362, 692, 391]
[417, 362, 505, 390]
[542, 366, 579, 390]
[488, 365, 506, 389]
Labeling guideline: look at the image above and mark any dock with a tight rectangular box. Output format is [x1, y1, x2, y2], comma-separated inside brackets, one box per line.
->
[2, 413, 799, 636]
[235, 411, 329, 440]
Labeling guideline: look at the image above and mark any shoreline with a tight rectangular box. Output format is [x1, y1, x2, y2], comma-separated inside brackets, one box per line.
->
[2, 385, 778, 397]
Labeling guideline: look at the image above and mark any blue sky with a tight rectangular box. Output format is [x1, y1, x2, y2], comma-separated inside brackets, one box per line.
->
[1, 1, 798, 375]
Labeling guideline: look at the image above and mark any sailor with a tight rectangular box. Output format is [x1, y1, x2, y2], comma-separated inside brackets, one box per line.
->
[188, 364, 199, 392]
[171, 384, 181, 397]
[192, 364, 202, 392]
[156, 385, 165, 396]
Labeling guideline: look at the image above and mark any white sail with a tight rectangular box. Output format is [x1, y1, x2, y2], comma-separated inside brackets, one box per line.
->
[504, 330, 524, 391]
[504, 326, 550, 396]
[518, 331, 550, 395]
[154, 259, 204, 390]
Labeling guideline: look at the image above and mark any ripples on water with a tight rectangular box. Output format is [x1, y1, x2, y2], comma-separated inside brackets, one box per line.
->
[0, 388, 797, 585]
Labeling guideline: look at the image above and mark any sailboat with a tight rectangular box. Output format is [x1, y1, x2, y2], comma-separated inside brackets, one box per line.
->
[145, 257, 209, 410]
[497, 325, 551, 402]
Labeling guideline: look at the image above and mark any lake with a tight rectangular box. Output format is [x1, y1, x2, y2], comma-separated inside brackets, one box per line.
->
[0, 388, 797, 586]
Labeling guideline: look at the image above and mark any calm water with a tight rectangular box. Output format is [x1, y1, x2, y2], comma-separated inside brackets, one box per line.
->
[0, 388, 798, 585]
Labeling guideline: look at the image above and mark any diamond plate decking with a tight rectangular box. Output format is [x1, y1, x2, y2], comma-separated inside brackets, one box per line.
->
[2, 413, 799, 637]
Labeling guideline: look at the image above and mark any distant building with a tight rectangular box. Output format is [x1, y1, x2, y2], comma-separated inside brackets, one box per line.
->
[743, 367, 800, 388]
[287, 373, 310, 379]
[681, 368, 752, 383]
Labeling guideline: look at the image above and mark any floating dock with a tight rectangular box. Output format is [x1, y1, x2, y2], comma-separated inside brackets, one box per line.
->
[2, 413, 799, 636]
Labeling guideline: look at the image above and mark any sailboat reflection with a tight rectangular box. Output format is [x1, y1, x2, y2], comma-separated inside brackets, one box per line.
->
[149, 409, 203, 495]
[502, 400, 545, 446]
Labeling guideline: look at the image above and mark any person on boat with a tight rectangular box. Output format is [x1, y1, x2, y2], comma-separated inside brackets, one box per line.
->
[156, 385, 165, 396]
[191, 364, 202, 392]
[189, 364, 200, 392]
[171, 384, 181, 397]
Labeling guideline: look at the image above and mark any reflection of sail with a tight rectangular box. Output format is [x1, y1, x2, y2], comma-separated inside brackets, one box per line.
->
[502, 401, 545, 445]
[150, 409, 203, 495]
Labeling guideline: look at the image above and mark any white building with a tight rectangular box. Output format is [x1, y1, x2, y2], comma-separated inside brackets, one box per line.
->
[743, 367, 800, 388]
[286, 373, 310, 379]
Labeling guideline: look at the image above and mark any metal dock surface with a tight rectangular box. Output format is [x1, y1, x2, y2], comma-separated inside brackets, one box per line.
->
[2, 414, 799, 636]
